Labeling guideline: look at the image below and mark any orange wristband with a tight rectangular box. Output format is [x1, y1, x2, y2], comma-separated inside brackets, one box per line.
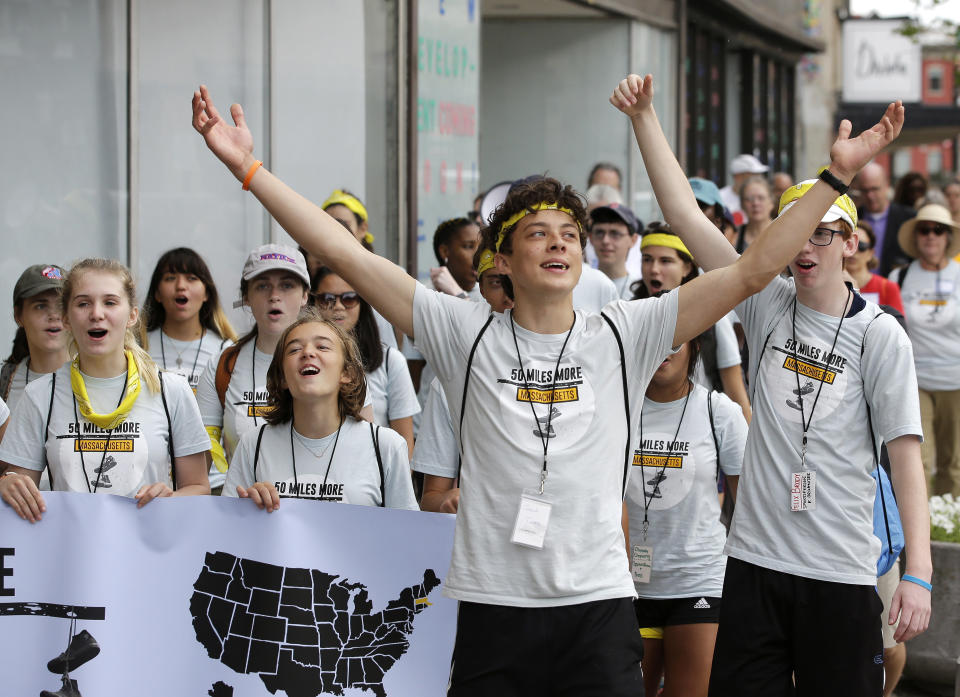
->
[241, 160, 263, 191]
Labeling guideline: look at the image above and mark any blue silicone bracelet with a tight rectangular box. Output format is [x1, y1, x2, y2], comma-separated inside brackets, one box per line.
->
[902, 574, 932, 592]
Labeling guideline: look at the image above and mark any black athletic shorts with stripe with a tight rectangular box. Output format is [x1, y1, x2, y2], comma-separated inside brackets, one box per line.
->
[709, 557, 884, 697]
[448, 597, 644, 697]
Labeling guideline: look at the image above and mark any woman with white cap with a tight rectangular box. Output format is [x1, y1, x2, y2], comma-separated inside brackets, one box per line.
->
[194, 244, 310, 491]
[891, 204, 960, 495]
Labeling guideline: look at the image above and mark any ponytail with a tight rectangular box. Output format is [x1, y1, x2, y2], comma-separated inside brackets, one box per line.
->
[5, 325, 30, 365]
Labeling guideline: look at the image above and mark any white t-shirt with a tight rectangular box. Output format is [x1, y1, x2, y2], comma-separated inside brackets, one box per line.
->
[891, 260, 960, 391]
[411, 378, 457, 478]
[0, 366, 209, 496]
[366, 345, 421, 427]
[573, 266, 620, 312]
[0, 395, 8, 427]
[626, 385, 746, 598]
[2, 357, 55, 416]
[613, 273, 642, 301]
[728, 278, 923, 586]
[222, 417, 418, 510]
[374, 309, 399, 350]
[693, 313, 741, 389]
[145, 328, 231, 391]
[413, 283, 679, 608]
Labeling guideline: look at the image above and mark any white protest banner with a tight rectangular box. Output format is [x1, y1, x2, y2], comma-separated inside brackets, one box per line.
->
[0, 492, 457, 697]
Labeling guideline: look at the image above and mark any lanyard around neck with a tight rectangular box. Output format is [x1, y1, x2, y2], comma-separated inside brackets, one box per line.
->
[289, 417, 343, 500]
[509, 311, 576, 495]
[73, 382, 128, 494]
[637, 383, 691, 540]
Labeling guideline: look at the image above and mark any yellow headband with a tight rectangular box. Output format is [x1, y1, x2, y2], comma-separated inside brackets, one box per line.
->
[476, 249, 496, 276]
[778, 173, 858, 229]
[496, 202, 580, 252]
[641, 232, 692, 259]
[322, 189, 369, 222]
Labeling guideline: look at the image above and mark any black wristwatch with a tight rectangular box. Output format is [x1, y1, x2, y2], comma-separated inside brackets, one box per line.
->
[819, 168, 849, 195]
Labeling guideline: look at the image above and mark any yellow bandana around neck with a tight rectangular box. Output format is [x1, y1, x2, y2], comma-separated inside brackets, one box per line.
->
[496, 203, 580, 251]
[71, 350, 142, 430]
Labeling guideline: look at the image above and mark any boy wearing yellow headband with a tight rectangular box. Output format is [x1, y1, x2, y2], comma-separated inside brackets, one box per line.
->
[612, 73, 930, 695]
[193, 75, 902, 695]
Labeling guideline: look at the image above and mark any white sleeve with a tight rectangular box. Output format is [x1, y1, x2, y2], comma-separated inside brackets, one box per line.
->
[196, 347, 224, 428]
[164, 373, 212, 457]
[385, 348, 421, 420]
[862, 313, 923, 443]
[222, 427, 259, 496]
[713, 315, 741, 370]
[712, 391, 747, 477]
[599, 291, 680, 383]
[0, 396, 8, 427]
[377, 426, 419, 510]
[0, 377, 50, 471]
[412, 283, 493, 384]
[411, 378, 458, 478]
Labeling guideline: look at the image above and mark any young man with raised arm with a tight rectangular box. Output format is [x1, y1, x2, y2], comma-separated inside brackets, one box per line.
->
[192, 73, 910, 695]
[615, 73, 931, 696]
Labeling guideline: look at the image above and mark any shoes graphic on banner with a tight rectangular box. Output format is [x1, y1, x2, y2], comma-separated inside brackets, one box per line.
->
[40, 675, 82, 697]
[47, 630, 100, 674]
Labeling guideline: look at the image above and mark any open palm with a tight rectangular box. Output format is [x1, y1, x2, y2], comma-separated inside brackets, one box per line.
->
[191, 85, 254, 178]
[829, 101, 904, 179]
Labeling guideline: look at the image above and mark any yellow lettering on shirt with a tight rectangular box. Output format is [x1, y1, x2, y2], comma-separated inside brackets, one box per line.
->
[782, 356, 836, 385]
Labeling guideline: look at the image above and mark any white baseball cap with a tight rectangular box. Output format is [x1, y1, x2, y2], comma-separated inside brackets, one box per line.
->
[242, 244, 311, 286]
[730, 154, 769, 175]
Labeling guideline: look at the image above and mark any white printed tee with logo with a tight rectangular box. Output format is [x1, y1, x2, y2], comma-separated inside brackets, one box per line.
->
[366, 346, 421, 428]
[626, 385, 746, 598]
[413, 284, 680, 608]
[892, 259, 960, 391]
[146, 328, 231, 392]
[0, 366, 209, 495]
[196, 341, 272, 487]
[728, 278, 922, 586]
[222, 417, 418, 510]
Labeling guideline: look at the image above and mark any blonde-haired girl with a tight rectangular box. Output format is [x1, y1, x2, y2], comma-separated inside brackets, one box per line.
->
[0, 258, 211, 521]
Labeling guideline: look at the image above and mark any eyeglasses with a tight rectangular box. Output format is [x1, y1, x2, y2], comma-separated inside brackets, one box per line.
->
[809, 227, 842, 246]
[857, 241, 872, 252]
[315, 291, 360, 309]
[916, 224, 949, 237]
[590, 228, 629, 241]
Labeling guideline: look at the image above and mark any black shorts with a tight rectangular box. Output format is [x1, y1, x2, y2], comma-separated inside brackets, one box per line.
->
[448, 597, 644, 697]
[709, 557, 883, 697]
[634, 595, 721, 638]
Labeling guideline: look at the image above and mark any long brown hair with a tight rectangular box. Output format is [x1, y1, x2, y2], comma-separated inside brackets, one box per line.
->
[263, 308, 366, 425]
[63, 259, 161, 394]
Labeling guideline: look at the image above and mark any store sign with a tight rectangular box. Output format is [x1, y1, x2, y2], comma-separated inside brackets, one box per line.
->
[842, 19, 921, 103]
[416, 0, 481, 280]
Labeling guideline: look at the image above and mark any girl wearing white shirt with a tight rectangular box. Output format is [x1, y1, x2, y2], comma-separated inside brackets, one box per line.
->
[0, 258, 210, 520]
[224, 309, 417, 511]
[140, 247, 237, 390]
[312, 267, 419, 454]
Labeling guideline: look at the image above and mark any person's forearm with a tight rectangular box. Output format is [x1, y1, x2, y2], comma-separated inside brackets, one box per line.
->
[629, 109, 738, 271]
[719, 366, 752, 424]
[246, 163, 417, 337]
[173, 483, 211, 497]
[887, 436, 933, 579]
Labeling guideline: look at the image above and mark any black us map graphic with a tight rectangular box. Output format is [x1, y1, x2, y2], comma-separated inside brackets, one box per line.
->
[190, 551, 440, 697]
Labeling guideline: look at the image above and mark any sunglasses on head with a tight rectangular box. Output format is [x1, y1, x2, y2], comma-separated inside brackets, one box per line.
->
[916, 224, 949, 237]
[315, 291, 360, 309]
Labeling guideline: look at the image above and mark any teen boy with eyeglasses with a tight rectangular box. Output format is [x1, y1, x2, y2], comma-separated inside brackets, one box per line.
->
[619, 72, 931, 696]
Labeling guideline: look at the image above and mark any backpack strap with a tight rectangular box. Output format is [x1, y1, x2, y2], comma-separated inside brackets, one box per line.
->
[252, 424, 267, 479]
[0, 361, 16, 402]
[371, 422, 385, 507]
[894, 264, 910, 289]
[455, 314, 495, 485]
[384, 346, 390, 377]
[707, 390, 721, 479]
[748, 327, 776, 402]
[159, 372, 176, 491]
[216, 345, 241, 409]
[600, 312, 631, 497]
[43, 372, 56, 489]
[861, 311, 894, 552]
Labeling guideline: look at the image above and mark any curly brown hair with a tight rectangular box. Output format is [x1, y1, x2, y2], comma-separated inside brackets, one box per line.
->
[263, 308, 366, 425]
[479, 176, 588, 256]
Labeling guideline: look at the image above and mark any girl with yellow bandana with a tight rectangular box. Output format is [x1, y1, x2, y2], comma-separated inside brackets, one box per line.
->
[0, 259, 211, 522]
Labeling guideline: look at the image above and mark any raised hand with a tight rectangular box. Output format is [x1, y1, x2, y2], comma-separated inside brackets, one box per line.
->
[609, 74, 655, 119]
[191, 85, 255, 180]
[829, 101, 904, 182]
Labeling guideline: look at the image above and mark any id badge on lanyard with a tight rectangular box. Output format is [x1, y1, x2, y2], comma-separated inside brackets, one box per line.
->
[790, 470, 816, 511]
[511, 489, 553, 549]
